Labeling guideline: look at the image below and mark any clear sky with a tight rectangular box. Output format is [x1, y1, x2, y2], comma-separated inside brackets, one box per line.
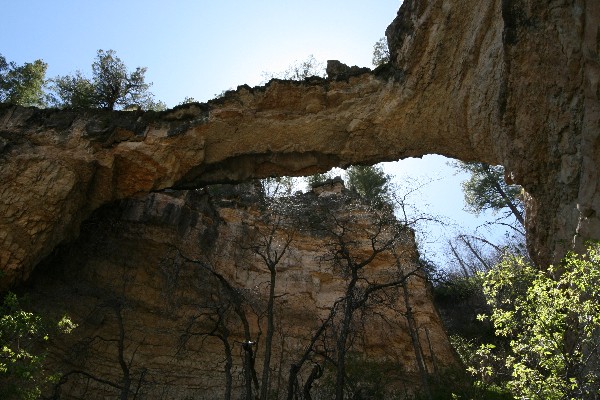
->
[1, 1, 400, 105]
[1, 0, 512, 269]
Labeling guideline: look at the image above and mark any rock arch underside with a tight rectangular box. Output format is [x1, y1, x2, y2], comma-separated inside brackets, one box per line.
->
[1, 0, 599, 289]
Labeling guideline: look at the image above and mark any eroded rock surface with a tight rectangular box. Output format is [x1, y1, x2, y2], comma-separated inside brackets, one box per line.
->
[28, 186, 454, 398]
[1, 0, 599, 287]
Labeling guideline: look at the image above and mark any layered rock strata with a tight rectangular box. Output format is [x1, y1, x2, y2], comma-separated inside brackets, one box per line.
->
[1, 0, 599, 288]
[28, 185, 455, 399]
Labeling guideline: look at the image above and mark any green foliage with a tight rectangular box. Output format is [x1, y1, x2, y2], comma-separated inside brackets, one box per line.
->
[51, 71, 96, 109]
[0, 292, 76, 400]
[409, 364, 513, 400]
[450, 336, 513, 398]
[52, 49, 155, 110]
[145, 99, 168, 111]
[372, 37, 390, 67]
[433, 274, 484, 303]
[454, 162, 523, 222]
[346, 164, 392, 207]
[432, 269, 497, 344]
[0, 54, 48, 107]
[473, 243, 600, 399]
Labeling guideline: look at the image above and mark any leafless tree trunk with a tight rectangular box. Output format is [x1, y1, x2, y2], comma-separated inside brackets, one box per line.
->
[335, 266, 359, 400]
[243, 208, 295, 400]
[303, 364, 323, 400]
[307, 197, 420, 400]
[114, 303, 132, 400]
[285, 302, 338, 400]
[400, 273, 431, 399]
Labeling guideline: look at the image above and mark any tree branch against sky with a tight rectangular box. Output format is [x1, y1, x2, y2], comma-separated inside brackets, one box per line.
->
[454, 161, 524, 226]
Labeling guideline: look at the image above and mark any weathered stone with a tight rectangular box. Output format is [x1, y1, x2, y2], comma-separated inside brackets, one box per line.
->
[28, 188, 455, 398]
[0, 0, 599, 288]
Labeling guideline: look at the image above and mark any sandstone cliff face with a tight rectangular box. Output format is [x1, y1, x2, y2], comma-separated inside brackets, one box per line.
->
[28, 186, 455, 399]
[0, 1, 598, 287]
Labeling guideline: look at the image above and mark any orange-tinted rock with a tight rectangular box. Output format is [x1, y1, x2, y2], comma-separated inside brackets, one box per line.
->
[29, 187, 455, 398]
[0, 0, 598, 287]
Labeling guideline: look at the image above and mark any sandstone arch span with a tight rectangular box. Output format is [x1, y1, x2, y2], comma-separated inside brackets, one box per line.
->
[0, 0, 598, 289]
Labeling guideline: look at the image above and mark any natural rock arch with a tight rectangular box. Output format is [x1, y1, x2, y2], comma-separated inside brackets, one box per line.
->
[0, 0, 598, 288]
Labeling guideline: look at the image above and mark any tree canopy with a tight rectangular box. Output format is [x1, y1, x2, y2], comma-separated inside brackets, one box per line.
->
[0, 54, 47, 107]
[455, 161, 524, 226]
[346, 164, 392, 207]
[51, 49, 157, 110]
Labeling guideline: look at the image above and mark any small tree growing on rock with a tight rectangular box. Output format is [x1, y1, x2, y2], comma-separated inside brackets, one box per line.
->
[51, 49, 158, 110]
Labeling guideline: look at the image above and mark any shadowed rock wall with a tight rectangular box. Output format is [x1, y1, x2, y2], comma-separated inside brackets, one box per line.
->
[1, 0, 599, 288]
[28, 187, 455, 399]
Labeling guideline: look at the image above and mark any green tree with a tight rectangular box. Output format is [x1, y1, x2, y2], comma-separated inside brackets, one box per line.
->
[0, 292, 75, 400]
[51, 71, 96, 109]
[0, 54, 48, 107]
[372, 37, 390, 67]
[178, 96, 199, 105]
[474, 243, 600, 399]
[52, 49, 155, 110]
[346, 164, 392, 207]
[455, 162, 524, 226]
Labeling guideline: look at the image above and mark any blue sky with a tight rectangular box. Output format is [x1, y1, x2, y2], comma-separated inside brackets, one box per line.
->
[1, 0, 512, 268]
[1, 1, 400, 105]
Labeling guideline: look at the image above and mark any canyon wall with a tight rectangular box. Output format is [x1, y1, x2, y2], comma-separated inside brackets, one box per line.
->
[1, 0, 599, 286]
[28, 185, 455, 399]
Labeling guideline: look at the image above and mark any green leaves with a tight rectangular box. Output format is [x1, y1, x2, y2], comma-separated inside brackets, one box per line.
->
[0, 292, 76, 400]
[346, 164, 392, 208]
[51, 49, 155, 110]
[454, 161, 524, 225]
[1, 50, 161, 111]
[372, 37, 390, 67]
[0, 54, 48, 107]
[51, 71, 96, 109]
[473, 243, 600, 399]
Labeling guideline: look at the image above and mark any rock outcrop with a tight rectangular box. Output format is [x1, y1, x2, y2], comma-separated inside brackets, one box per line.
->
[28, 185, 455, 399]
[1, 0, 599, 287]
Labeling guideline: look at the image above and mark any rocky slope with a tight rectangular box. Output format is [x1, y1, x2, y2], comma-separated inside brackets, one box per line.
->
[0, 0, 598, 287]
[27, 184, 455, 399]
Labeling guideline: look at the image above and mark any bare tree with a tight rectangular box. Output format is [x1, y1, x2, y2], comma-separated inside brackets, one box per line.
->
[293, 192, 423, 400]
[176, 272, 236, 400]
[241, 196, 298, 400]
[49, 298, 147, 400]
[163, 184, 434, 400]
[173, 250, 261, 400]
